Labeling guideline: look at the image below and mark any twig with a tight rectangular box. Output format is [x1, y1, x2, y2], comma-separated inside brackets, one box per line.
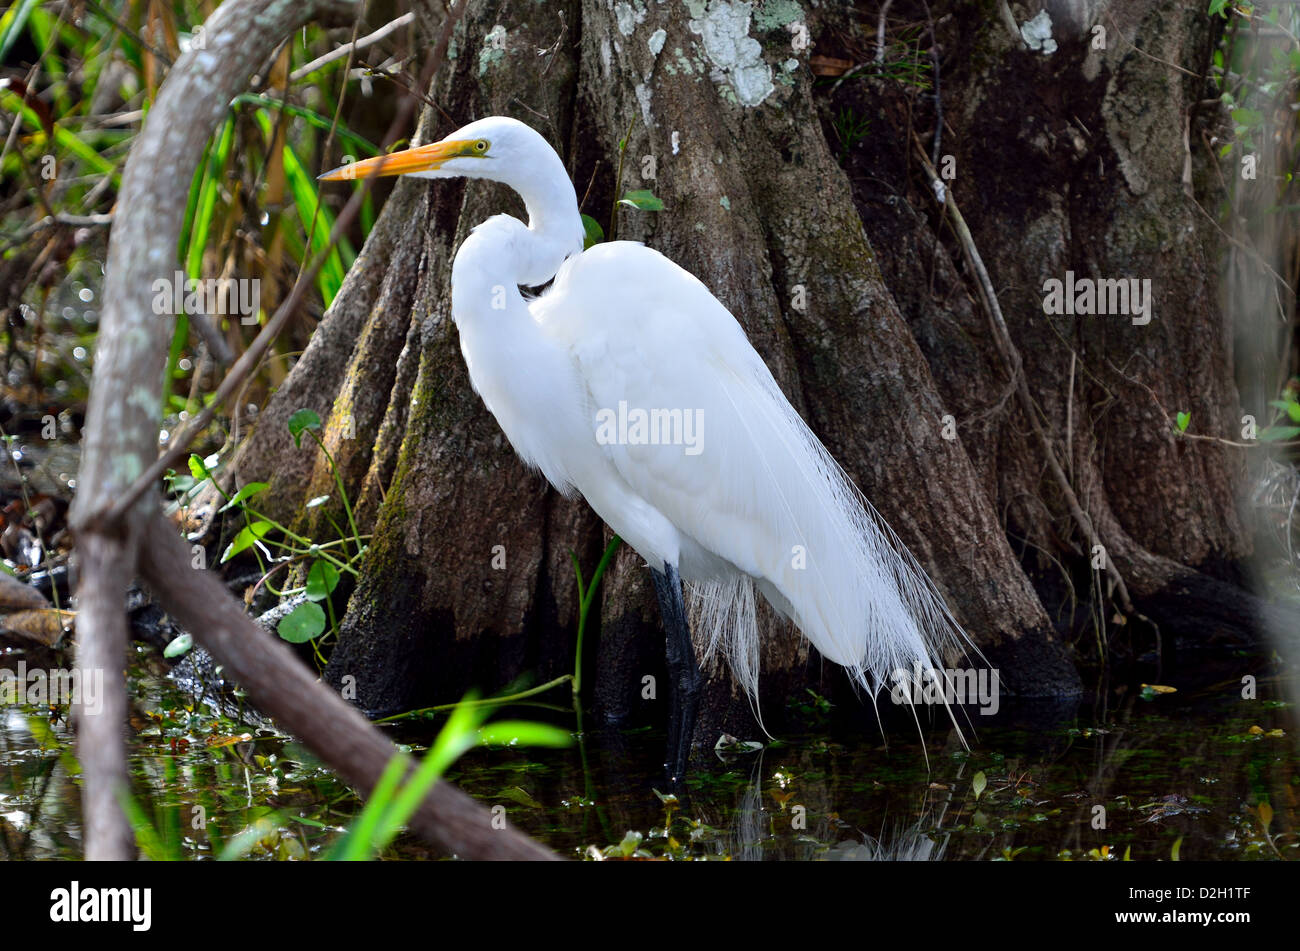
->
[875, 0, 894, 65]
[1066, 350, 1076, 484]
[290, 11, 415, 81]
[912, 137, 1134, 613]
[3, 212, 113, 242]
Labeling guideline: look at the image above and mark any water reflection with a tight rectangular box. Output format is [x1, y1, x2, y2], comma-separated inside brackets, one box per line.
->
[0, 645, 1295, 860]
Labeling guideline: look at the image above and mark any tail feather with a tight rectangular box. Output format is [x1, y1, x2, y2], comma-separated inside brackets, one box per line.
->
[689, 362, 974, 738]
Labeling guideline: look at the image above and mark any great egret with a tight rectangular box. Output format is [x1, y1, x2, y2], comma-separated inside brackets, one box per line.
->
[321, 116, 967, 780]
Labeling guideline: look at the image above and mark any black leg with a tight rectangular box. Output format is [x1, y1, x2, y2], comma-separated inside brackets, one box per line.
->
[651, 563, 701, 784]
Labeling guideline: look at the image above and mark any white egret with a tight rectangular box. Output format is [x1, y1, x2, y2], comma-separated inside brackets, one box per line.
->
[321, 116, 968, 780]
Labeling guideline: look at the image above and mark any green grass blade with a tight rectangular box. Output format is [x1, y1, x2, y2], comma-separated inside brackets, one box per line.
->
[326, 752, 410, 861]
[0, 0, 42, 66]
[251, 107, 354, 305]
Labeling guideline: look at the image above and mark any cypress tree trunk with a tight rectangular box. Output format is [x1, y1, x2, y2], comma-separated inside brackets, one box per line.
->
[210, 0, 1262, 742]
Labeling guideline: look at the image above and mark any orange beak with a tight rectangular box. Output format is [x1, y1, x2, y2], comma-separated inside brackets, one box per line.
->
[318, 139, 476, 181]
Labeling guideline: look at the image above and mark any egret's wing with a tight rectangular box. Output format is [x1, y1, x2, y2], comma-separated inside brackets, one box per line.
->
[536, 242, 781, 575]
[534, 242, 967, 707]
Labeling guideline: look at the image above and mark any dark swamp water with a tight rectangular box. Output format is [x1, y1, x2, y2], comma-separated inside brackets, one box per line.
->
[0, 638, 1294, 861]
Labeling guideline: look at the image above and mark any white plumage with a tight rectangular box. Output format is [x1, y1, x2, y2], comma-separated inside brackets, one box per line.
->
[322, 116, 968, 753]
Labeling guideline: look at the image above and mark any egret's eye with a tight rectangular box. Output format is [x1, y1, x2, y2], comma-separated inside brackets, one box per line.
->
[474, 140, 489, 153]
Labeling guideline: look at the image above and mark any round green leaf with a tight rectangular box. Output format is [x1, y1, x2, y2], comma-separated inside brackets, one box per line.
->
[278, 602, 326, 643]
[581, 213, 604, 250]
[187, 454, 209, 481]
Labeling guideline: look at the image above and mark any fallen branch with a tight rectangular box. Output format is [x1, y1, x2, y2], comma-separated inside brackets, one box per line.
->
[138, 514, 554, 859]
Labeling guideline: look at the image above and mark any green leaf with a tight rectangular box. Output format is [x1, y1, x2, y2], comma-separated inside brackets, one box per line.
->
[972, 770, 987, 800]
[618, 830, 643, 857]
[185, 116, 235, 284]
[618, 189, 664, 211]
[581, 213, 604, 250]
[219, 482, 269, 513]
[323, 753, 410, 861]
[1175, 411, 1191, 432]
[1260, 425, 1300, 442]
[188, 453, 210, 482]
[163, 633, 194, 659]
[0, 0, 42, 64]
[220, 521, 273, 563]
[305, 560, 340, 601]
[1268, 398, 1300, 423]
[278, 602, 326, 643]
[1230, 107, 1264, 128]
[288, 408, 322, 447]
[477, 721, 573, 749]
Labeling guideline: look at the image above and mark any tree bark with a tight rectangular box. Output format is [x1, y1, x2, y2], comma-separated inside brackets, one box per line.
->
[223, 0, 1265, 745]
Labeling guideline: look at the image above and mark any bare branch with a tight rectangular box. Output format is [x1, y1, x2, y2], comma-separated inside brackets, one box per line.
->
[290, 12, 416, 81]
[137, 514, 557, 860]
[68, 0, 357, 861]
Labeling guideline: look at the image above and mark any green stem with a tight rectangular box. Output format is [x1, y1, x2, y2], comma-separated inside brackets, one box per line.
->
[607, 116, 636, 242]
[237, 506, 358, 575]
[308, 430, 362, 557]
[371, 675, 575, 723]
[572, 535, 621, 699]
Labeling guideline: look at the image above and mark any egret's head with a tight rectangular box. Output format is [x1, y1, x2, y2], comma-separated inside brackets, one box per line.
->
[320, 115, 583, 275]
[318, 115, 548, 185]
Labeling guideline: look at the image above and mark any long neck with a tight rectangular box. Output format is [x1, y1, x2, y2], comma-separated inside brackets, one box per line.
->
[451, 219, 527, 327]
[450, 148, 583, 326]
[447, 213, 585, 495]
[505, 149, 584, 285]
